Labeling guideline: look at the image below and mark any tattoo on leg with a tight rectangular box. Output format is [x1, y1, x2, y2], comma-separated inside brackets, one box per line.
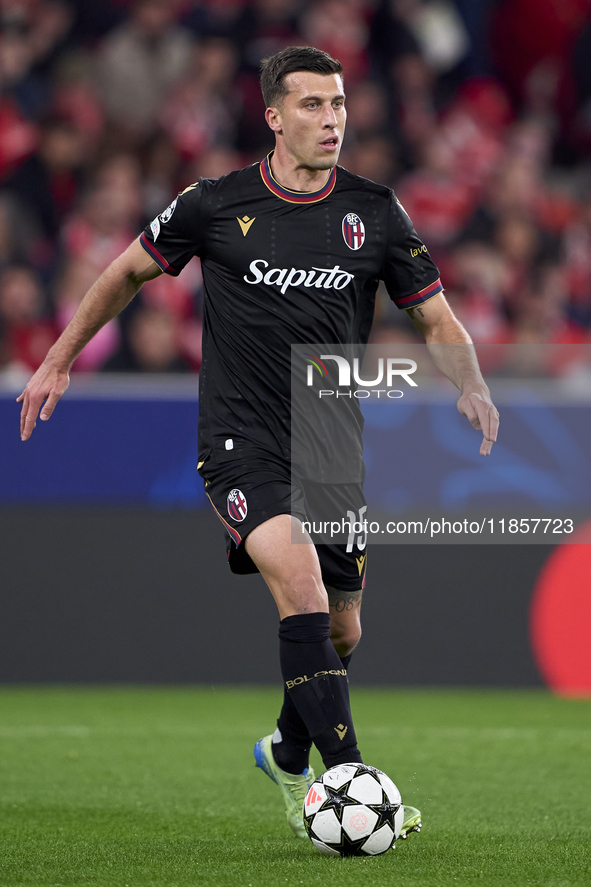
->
[326, 587, 363, 613]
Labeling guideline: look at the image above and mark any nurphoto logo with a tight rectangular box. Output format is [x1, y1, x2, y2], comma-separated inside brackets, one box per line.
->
[304, 353, 418, 399]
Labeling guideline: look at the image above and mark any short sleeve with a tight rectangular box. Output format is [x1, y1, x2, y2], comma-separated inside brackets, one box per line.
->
[381, 191, 443, 309]
[139, 181, 208, 277]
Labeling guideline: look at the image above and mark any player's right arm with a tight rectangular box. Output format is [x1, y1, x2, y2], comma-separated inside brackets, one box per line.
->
[17, 237, 162, 441]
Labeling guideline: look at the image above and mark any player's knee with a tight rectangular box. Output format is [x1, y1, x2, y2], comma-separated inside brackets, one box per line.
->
[331, 623, 362, 658]
[279, 572, 328, 615]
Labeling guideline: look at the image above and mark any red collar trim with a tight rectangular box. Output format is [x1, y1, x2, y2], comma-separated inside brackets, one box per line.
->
[260, 153, 337, 204]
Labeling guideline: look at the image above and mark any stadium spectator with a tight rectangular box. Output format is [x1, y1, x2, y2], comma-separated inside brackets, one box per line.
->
[159, 38, 239, 162]
[389, 52, 436, 160]
[138, 251, 204, 370]
[513, 262, 589, 348]
[436, 78, 509, 191]
[445, 241, 510, 345]
[188, 145, 244, 181]
[0, 194, 41, 270]
[564, 191, 591, 329]
[49, 51, 106, 147]
[343, 79, 390, 146]
[2, 116, 86, 247]
[141, 132, 182, 221]
[0, 265, 58, 372]
[300, 0, 370, 85]
[96, 0, 194, 143]
[0, 0, 74, 120]
[344, 135, 398, 188]
[102, 306, 192, 373]
[491, 0, 590, 112]
[395, 137, 476, 249]
[233, 0, 302, 74]
[61, 156, 141, 272]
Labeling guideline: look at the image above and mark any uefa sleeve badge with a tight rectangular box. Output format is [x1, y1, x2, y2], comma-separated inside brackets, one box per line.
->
[342, 213, 365, 250]
[159, 197, 178, 224]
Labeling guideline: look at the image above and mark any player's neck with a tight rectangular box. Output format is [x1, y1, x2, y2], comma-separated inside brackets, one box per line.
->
[269, 149, 332, 193]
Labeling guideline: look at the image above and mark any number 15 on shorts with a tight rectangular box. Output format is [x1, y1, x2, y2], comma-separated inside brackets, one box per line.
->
[346, 506, 368, 553]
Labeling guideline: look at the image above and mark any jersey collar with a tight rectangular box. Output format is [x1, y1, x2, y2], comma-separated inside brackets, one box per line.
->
[260, 153, 337, 204]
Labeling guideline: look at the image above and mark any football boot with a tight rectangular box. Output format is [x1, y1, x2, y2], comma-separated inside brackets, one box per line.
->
[254, 734, 316, 839]
[400, 805, 422, 839]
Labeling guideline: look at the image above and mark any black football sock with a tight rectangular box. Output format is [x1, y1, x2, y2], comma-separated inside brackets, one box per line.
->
[273, 648, 355, 773]
[274, 650, 356, 774]
[272, 708, 312, 775]
[278, 612, 362, 770]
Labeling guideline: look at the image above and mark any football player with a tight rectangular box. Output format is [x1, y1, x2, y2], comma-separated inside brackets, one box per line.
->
[18, 46, 498, 841]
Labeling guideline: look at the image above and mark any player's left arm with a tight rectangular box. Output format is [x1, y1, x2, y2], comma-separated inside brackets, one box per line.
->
[406, 292, 499, 455]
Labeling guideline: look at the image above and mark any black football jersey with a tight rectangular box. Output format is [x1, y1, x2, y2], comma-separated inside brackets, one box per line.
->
[140, 154, 442, 480]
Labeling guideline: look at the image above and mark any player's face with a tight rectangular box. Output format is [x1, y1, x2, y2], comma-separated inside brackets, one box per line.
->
[269, 72, 346, 170]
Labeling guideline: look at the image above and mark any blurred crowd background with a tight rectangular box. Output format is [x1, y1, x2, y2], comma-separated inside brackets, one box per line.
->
[1, 0, 591, 377]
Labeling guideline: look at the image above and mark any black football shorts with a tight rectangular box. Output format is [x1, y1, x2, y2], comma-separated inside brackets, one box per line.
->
[197, 443, 367, 592]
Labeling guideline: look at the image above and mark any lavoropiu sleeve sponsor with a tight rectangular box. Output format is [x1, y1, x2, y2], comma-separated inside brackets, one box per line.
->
[140, 181, 207, 276]
[381, 191, 443, 309]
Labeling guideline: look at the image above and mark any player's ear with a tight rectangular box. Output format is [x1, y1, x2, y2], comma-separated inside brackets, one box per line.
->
[265, 106, 282, 133]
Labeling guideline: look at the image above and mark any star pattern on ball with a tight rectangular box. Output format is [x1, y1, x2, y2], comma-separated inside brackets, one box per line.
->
[369, 799, 400, 831]
[331, 828, 371, 857]
[303, 764, 404, 857]
[318, 781, 359, 823]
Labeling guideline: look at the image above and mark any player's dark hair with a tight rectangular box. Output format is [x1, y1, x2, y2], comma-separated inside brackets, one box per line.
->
[260, 46, 343, 109]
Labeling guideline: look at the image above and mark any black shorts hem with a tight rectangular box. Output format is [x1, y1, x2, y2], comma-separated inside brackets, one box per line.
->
[199, 450, 367, 590]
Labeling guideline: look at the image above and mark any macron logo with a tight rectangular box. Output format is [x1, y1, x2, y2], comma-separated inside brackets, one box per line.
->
[244, 259, 354, 295]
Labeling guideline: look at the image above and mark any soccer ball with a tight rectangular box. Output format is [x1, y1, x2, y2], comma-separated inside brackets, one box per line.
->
[303, 762, 403, 857]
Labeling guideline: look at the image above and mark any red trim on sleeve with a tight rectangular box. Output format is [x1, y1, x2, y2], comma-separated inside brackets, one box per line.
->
[396, 278, 443, 309]
[139, 232, 181, 277]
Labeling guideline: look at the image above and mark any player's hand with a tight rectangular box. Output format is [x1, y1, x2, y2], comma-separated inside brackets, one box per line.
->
[456, 391, 499, 456]
[16, 360, 70, 441]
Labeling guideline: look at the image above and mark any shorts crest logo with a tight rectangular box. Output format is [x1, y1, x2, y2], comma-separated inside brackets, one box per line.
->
[227, 488, 248, 522]
[342, 213, 365, 250]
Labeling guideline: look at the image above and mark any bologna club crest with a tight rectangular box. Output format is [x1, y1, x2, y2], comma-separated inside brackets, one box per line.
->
[342, 213, 365, 250]
[227, 488, 248, 522]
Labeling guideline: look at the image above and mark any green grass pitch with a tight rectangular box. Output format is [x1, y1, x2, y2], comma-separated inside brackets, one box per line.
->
[0, 687, 589, 887]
